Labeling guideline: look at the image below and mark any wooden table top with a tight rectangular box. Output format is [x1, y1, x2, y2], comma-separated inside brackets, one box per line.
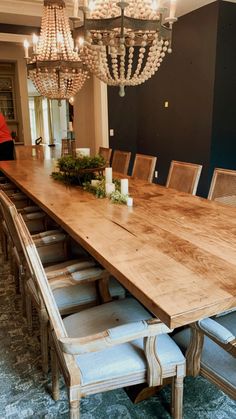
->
[1, 159, 236, 329]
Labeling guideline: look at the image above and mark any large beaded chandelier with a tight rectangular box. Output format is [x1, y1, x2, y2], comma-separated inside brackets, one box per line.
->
[76, 0, 177, 96]
[23, 0, 88, 102]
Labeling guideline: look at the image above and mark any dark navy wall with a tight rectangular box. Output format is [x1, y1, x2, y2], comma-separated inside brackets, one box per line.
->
[210, 1, 236, 178]
[108, 1, 221, 196]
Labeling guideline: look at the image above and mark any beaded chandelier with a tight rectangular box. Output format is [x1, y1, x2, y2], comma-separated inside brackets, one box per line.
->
[77, 0, 177, 96]
[23, 0, 88, 102]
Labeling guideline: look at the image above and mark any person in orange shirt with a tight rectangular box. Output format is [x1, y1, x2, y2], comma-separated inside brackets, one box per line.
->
[0, 112, 14, 160]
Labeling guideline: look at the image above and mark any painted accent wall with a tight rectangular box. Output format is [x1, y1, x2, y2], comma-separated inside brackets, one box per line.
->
[108, 1, 236, 197]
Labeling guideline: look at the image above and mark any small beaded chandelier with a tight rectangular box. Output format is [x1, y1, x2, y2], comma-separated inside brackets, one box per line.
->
[76, 0, 177, 96]
[23, 0, 89, 103]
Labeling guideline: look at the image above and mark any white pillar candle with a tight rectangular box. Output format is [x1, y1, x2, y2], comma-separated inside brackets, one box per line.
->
[127, 197, 133, 207]
[68, 121, 73, 132]
[91, 179, 100, 187]
[121, 178, 129, 195]
[105, 183, 115, 196]
[76, 148, 90, 157]
[105, 167, 112, 184]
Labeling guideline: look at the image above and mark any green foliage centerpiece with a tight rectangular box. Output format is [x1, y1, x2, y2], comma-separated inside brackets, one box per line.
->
[51, 155, 106, 185]
[52, 156, 130, 205]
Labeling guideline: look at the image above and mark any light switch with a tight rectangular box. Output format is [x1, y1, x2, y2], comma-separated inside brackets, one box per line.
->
[109, 129, 114, 136]
[164, 101, 169, 108]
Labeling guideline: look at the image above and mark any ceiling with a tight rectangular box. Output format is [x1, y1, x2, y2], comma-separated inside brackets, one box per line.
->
[0, 0, 235, 38]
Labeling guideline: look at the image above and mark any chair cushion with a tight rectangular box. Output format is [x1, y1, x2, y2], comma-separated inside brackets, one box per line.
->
[63, 298, 185, 386]
[173, 312, 236, 390]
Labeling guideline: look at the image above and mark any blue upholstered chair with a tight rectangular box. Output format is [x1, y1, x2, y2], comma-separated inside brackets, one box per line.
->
[173, 312, 236, 399]
[0, 191, 125, 374]
[16, 212, 186, 419]
[174, 167, 236, 399]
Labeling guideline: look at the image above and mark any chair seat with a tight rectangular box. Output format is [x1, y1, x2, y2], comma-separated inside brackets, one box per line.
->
[63, 298, 185, 387]
[173, 312, 236, 391]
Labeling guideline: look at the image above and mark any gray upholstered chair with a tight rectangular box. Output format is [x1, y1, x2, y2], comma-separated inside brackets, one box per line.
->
[173, 313, 236, 399]
[16, 212, 186, 419]
[173, 168, 236, 399]
[0, 191, 125, 374]
[166, 160, 202, 195]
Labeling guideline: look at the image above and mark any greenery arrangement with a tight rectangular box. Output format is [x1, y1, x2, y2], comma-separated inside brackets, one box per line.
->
[52, 156, 129, 204]
[51, 155, 106, 185]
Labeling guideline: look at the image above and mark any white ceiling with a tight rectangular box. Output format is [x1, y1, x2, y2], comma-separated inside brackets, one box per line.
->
[0, 1, 235, 30]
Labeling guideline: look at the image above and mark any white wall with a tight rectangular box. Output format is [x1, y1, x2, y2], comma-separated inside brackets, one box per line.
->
[0, 41, 31, 144]
[73, 76, 109, 155]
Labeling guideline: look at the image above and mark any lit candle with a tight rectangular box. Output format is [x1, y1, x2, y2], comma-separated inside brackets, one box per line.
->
[121, 178, 129, 195]
[127, 197, 133, 207]
[69, 121, 73, 132]
[169, 0, 177, 19]
[73, 0, 79, 17]
[105, 183, 115, 196]
[32, 33, 38, 53]
[23, 39, 29, 59]
[105, 167, 112, 184]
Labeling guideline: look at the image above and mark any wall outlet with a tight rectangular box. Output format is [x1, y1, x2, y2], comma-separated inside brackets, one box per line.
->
[154, 170, 158, 179]
[109, 129, 114, 136]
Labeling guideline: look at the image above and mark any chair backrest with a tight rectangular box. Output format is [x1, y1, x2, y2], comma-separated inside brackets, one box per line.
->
[15, 213, 67, 340]
[208, 168, 236, 206]
[132, 153, 157, 183]
[166, 160, 202, 195]
[98, 147, 112, 166]
[112, 150, 131, 175]
[61, 139, 76, 158]
[15, 145, 44, 160]
[0, 190, 23, 256]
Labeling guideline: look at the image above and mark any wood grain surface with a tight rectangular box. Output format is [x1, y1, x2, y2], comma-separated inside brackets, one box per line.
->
[1, 159, 236, 328]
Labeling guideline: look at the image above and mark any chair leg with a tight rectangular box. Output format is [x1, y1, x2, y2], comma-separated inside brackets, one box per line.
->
[171, 375, 184, 419]
[2, 231, 8, 261]
[69, 389, 80, 419]
[40, 310, 49, 375]
[25, 295, 33, 335]
[51, 341, 60, 401]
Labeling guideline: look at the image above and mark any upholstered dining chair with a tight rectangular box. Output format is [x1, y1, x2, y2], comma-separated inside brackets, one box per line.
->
[98, 146, 112, 166]
[166, 160, 202, 195]
[112, 149, 131, 175]
[208, 167, 236, 206]
[0, 191, 125, 374]
[14, 145, 44, 160]
[132, 153, 157, 182]
[17, 212, 186, 419]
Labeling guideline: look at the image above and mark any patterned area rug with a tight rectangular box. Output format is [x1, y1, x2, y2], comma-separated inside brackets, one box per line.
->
[0, 252, 235, 419]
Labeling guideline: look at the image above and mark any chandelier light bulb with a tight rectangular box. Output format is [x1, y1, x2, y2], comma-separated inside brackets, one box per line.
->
[23, 39, 29, 58]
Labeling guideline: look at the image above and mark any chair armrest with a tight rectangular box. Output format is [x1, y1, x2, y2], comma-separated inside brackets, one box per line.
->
[59, 318, 172, 355]
[198, 317, 235, 344]
[49, 266, 106, 290]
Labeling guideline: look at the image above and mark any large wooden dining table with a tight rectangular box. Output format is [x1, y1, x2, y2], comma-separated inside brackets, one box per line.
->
[1, 159, 236, 329]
